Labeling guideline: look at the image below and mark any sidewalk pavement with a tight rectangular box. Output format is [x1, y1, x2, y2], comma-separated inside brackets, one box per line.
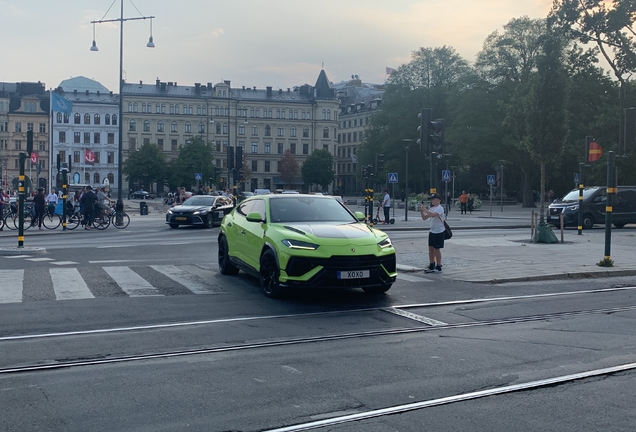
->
[2, 200, 635, 285]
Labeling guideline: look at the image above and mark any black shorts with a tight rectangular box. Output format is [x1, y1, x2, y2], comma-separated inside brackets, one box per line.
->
[428, 231, 445, 249]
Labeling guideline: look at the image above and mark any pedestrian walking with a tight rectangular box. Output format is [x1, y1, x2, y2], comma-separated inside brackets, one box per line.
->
[467, 195, 475, 215]
[80, 186, 98, 230]
[445, 192, 452, 215]
[459, 191, 468, 214]
[0, 188, 8, 231]
[382, 189, 391, 224]
[33, 187, 46, 230]
[419, 193, 445, 273]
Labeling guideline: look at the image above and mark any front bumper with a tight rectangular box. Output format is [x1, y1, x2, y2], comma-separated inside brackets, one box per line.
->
[166, 213, 206, 226]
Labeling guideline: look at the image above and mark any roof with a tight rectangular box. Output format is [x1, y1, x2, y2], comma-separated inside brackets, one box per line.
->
[58, 76, 110, 94]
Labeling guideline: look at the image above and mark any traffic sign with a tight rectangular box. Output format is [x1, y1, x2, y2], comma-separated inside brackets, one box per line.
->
[442, 170, 451, 182]
[487, 174, 496, 185]
[574, 172, 580, 184]
[388, 172, 398, 183]
[195, 173, 202, 181]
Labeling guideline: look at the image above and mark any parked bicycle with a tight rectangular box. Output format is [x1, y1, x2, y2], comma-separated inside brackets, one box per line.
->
[92, 204, 130, 230]
[9, 202, 62, 230]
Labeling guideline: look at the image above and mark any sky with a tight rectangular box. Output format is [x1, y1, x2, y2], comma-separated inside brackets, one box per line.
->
[0, 0, 553, 92]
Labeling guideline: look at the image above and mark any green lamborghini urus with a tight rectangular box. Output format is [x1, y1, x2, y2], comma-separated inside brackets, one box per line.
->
[218, 194, 397, 298]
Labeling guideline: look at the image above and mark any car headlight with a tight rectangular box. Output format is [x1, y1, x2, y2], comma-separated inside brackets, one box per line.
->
[567, 205, 579, 211]
[166, 209, 173, 214]
[192, 210, 204, 215]
[281, 239, 320, 250]
[378, 238, 393, 249]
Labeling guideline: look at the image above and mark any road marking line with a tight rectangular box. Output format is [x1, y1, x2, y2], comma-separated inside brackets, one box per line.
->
[381, 307, 447, 326]
[0, 270, 24, 303]
[150, 265, 217, 294]
[50, 268, 94, 300]
[398, 273, 434, 282]
[103, 266, 162, 297]
[4, 255, 32, 259]
[25, 258, 54, 262]
[52, 261, 78, 266]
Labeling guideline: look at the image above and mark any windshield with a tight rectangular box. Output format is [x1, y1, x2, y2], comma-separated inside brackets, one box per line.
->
[269, 197, 356, 223]
[182, 197, 215, 206]
[560, 187, 600, 202]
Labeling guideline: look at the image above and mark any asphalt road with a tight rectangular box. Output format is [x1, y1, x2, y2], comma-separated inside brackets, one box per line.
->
[1, 221, 635, 431]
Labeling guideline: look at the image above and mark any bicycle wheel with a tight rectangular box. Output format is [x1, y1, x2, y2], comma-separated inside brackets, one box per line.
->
[5, 212, 17, 230]
[93, 214, 111, 230]
[65, 213, 81, 230]
[112, 212, 130, 229]
[12, 214, 34, 230]
[43, 212, 61, 230]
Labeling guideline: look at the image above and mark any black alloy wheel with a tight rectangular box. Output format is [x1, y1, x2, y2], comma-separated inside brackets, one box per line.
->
[205, 213, 215, 229]
[582, 214, 595, 230]
[259, 249, 284, 298]
[218, 235, 239, 275]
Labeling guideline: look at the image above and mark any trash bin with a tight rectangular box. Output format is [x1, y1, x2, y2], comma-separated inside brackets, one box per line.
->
[140, 201, 148, 215]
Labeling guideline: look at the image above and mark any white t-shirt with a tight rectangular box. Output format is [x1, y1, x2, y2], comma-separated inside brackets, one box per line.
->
[46, 192, 58, 204]
[429, 204, 445, 234]
[383, 193, 390, 208]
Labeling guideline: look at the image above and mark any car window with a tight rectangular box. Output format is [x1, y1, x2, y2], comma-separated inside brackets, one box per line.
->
[236, 200, 255, 216]
[217, 197, 232, 206]
[183, 197, 214, 206]
[251, 199, 266, 220]
[269, 197, 355, 223]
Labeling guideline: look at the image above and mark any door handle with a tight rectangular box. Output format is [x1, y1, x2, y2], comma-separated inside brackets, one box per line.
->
[240, 230, 246, 235]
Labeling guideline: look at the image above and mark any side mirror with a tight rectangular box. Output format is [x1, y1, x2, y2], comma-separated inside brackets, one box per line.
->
[354, 211, 365, 221]
[246, 211, 264, 223]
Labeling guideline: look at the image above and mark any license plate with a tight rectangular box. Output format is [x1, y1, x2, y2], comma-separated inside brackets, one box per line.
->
[175, 217, 187, 221]
[337, 270, 370, 279]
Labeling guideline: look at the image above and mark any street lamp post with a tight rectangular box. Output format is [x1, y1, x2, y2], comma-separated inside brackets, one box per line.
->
[498, 160, 507, 212]
[401, 139, 414, 221]
[91, 1, 155, 224]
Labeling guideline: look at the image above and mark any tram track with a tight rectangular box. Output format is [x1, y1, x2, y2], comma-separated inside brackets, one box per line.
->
[2, 302, 635, 376]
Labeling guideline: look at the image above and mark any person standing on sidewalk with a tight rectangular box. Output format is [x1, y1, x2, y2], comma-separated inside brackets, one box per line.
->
[80, 186, 98, 230]
[445, 192, 452, 215]
[382, 189, 391, 224]
[459, 191, 468, 214]
[46, 188, 58, 217]
[419, 193, 445, 273]
[33, 188, 46, 230]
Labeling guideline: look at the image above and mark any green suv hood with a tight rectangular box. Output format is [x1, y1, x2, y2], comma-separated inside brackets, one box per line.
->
[277, 222, 385, 240]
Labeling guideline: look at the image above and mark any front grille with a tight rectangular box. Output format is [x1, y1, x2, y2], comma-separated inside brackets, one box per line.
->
[549, 207, 564, 216]
[286, 254, 396, 277]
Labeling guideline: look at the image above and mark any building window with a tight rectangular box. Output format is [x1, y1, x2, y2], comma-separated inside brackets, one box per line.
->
[251, 160, 258, 172]
[74, 113, 81, 124]
[112, 114, 117, 125]
[303, 127, 309, 138]
[175, 104, 180, 114]
[264, 142, 271, 154]
[303, 143, 308, 155]
[129, 137, 137, 150]
[157, 139, 164, 149]
[276, 109, 280, 118]
[108, 133, 115, 144]
[265, 125, 271, 136]
[39, 123, 46, 133]
[198, 122, 205, 133]
[171, 122, 178, 133]
[251, 142, 258, 153]
[302, 110, 306, 120]
[223, 123, 228, 134]
[129, 120, 136, 131]
[162, 104, 166, 113]
[290, 143, 296, 154]
[84, 172, 90, 183]
[108, 152, 114, 164]
[84, 113, 91, 124]
[290, 126, 296, 137]
[322, 109, 326, 120]
[56, 112, 62, 123]
[353, 132, 357, 142]
[105, 114, 110, 125]
[143, 138, 150, 145]
[171, 139, 178, 150]
[84, 132, 90, 144]
[39, 141, 45, 151]
[277, 126, 283, 136]
[74, 132, 80, 143]
[252, 125, 258, 136]
[239, 124, 245, 135]
[74, 151, 80, 163]
[216, 123, 221, 134]
[59, 131, 66, 143]
[15, 122, 21, 132]
[94, 173, 100, 184]
[277, 143, 283, 154]
[185, 122, 191, 133]
[93, 114, 100, 125]
[27, 122, 34, 132]
[128, 102, 133, 112]
[265, 161, 270, 172]
[281, 109, 285, 119]
[157, 121, 164, 132]
[327, 109, 331, 120]
[197, 105, 202, 115]
[156, 104, 160, 114]
[323, 127, 329, 138]
[94, 132, 100, 144]
[143, 103, 148, 113]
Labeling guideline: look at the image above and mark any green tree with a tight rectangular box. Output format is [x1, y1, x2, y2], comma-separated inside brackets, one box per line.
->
[278, 149, 300, 188]
[168, 137, 216, 190]
[301, 149, 334, 191]
[122, 143, 168, 192]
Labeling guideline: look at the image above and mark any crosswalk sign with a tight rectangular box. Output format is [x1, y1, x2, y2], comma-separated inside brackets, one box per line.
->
[442, 170, 451, 182]
[487, 174, 496, 185]
[195, 173, 202, 181]
[388, 172, 398, 183]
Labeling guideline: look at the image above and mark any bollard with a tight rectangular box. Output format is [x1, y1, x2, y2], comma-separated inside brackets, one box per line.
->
[139, 201, 148, 215]
[560, 212, 564, 243]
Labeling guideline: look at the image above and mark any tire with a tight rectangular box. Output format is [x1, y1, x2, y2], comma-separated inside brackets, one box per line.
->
[65, 213, 81, 230]
[93, 215, 110, 230]
[169, 224, 179, 229]
[260, 249, 285, 298]
[372, 218, 378, 224]
[218, 235, 239, 275]
[12, 215, 33, 230]
[614, 223, 626, 228]
[363, 285, 392, 294]
[113, 213, 130, 229]
[389, 218, 395, 224]
[582, 214, 595, 230]
[43, 213, 61, 230]
[205, 213, 215, 229]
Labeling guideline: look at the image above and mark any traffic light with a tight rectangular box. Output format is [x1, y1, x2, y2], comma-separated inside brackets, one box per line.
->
[27, 130, 33, 155]
[430, 118, 445, 152]
[376, 153, 384, 172]
[362, 165, 368, 178]
[625, 107, 635, 154]
[235, 145, 243, 172]
[227, 146, 234, 170]
[417, 108, 431, 152]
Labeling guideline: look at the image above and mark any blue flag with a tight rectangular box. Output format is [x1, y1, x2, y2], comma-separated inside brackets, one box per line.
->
[51, 92, 73, 116]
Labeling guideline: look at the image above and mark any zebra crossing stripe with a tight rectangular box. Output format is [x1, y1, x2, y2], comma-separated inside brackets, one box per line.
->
[0, 270, 24, 303]
[50, 268, 95, 300]
[103, 266, 162, 297]
[150, 265, 218, 295]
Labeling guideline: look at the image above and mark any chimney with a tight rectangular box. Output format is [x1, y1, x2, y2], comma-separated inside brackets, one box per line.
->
[86, 90, 89, 95]
[160, 82, 167, 91]
[207, 83, 212, 91]
[266, 86, 272, 97]
[156, 78, 160, 87]
[195, 83, 201, 93]
[224, 80, 231, 86]
[139, 80, 143, 85]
